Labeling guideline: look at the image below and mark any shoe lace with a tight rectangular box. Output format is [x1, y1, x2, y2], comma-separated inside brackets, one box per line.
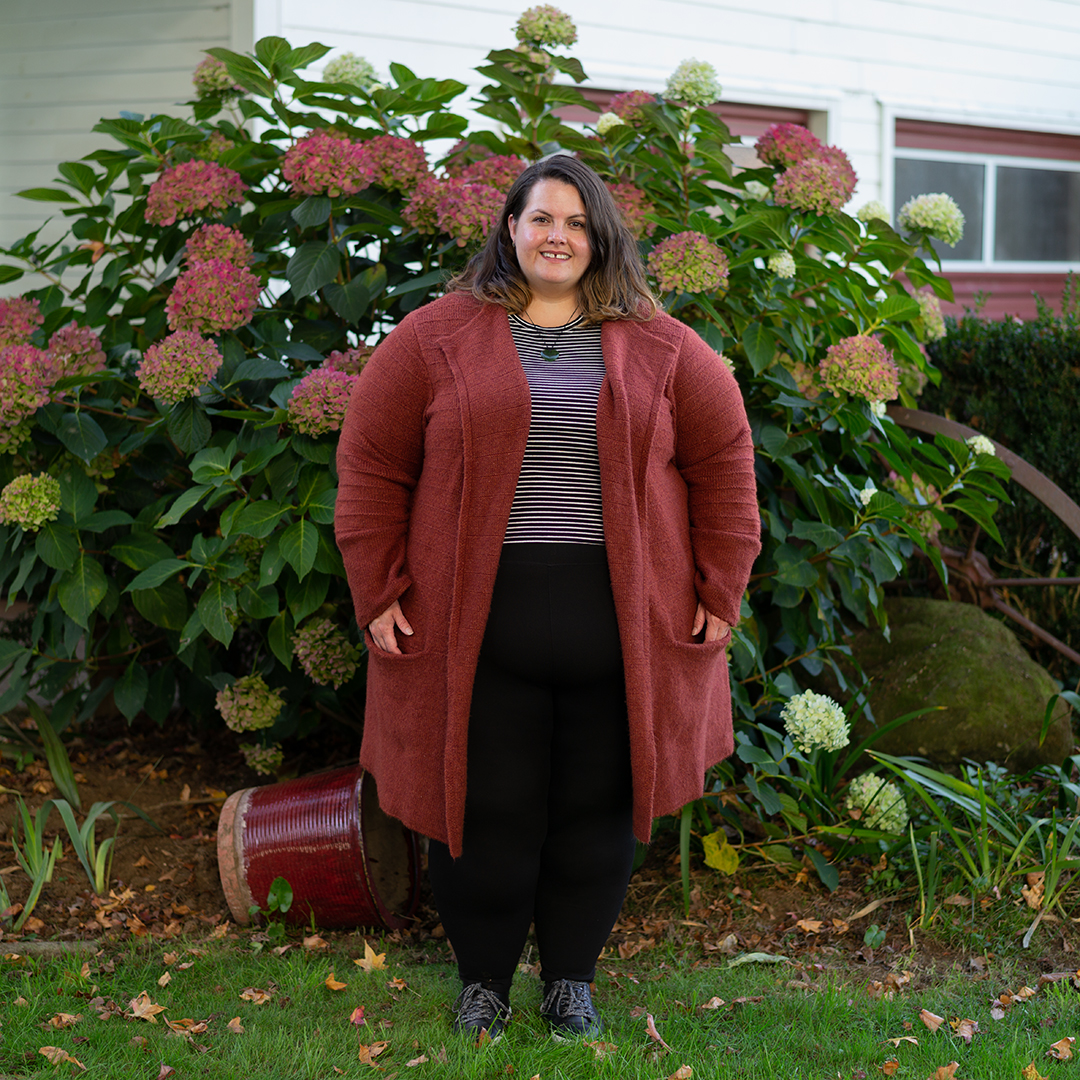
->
[542, 979, 594, 1018]
[455, 983, 509, 1026]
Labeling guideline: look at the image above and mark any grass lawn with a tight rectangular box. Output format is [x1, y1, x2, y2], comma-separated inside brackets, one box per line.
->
[1, 934, 1076, 1079]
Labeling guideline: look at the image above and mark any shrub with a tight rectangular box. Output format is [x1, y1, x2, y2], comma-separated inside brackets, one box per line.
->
[0, 22, 1007, 782]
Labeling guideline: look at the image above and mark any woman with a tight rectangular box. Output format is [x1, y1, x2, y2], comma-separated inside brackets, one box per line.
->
[335, 155, 760, 1038]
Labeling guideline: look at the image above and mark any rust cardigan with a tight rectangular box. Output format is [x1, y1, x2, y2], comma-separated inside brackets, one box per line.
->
[335, 292, 760, 857]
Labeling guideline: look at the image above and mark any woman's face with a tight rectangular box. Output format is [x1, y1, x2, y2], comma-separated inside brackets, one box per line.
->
[508, 179, 592, 303]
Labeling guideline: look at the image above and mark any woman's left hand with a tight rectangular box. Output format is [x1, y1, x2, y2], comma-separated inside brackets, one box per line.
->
[693, 601, 731, 642]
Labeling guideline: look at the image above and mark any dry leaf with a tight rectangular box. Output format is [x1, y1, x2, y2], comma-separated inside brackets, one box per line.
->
[645, 1013, 672, 1051]
[1023, 1064, 1048, 1080]
[15, 995, 28, 1006]
[325, 972, 348, 992]
[358, 1040, 390, 1065]
[351, 1006, 367, 1026]
[991, 1005, 1006, 1020]
[881, 1060, 900, 1076]
[406, 1055, 429, 1066]
[227, 1016, 245, 1034]
[46, 1013, 82, 1028]
[833, 919, 850, 933]
[388, 976, 408, 992]
[207, 922, 230, 940]
[584, 1040, 619, 1059]
[157, 1066, 177, 1079]
[165, 1017, 208, 1035]
[177, 962, 194, 970]
[928, 1064, 960, 1080]
[163, 951, 179, 965]
[1015, 986, 1038, 1001]
[943, 894, 971, 906]
[920, 1009, 946, 1032]
[129, 991, 167, 1023]
[79, 962, 91, 979]
[239, 986, 274, 1004]
[158, 971, 172, 988]
[796, 919, 823, 934]
[699, 997, 726, 1010]
[887, 1036, 919, 1047]
[39, 1047, 86, 1069]
[1047, 1036, 1075, 1060]
[668, 1067, 693, 1079]
[354, 940, 387, 972]
[134, 855, 152, 868]
[180, 783, 191, 801]
[303, 934, 329, 950]
[952, 1018, 978, 1044]
[129, 1035, 148, 1049]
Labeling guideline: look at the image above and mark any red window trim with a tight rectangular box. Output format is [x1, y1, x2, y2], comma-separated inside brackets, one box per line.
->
[895, 118, 1080, 162]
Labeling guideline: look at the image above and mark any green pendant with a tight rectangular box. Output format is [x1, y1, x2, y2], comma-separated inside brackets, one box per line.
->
[541, 346, 559, 361]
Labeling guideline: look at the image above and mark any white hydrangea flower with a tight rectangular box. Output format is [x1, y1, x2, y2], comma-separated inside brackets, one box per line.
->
[859, 483, 877, 507]
[898, 192, 965, 246]
[781, 690, 850, 753]
[767, 251, 796, 279]
[323, 52, 379, 91]
[857, 200, 889, 224]
[664, 58, 721, 108]
[743, 180, 770, 201]
[596, 111, 627, 135]
[870, 400, 887, 419]
[965, 434, 996, 457]
[844, 773, 909, 834]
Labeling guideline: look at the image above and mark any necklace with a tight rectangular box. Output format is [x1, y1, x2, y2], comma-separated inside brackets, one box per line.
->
[520, 307, 579, 361]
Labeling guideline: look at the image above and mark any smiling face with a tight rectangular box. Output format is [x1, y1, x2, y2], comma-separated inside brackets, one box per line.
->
[507, 178, 592, 305]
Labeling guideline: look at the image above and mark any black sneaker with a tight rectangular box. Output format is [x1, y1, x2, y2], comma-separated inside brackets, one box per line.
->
[540, 979, 602, 1039]
[451, 982, 511, 1040]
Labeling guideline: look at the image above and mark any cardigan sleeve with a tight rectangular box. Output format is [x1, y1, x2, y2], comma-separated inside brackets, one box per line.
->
[670, 326, 761, 626]
[334, 317, 432, 630]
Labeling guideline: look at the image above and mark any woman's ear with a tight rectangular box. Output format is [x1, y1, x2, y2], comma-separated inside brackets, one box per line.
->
[507, 215, 517, 243]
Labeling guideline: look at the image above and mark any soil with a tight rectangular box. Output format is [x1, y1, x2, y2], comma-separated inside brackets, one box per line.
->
[2, 714, 1078, 984]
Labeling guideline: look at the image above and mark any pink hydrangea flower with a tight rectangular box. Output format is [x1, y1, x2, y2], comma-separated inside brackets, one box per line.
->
[819, 335, 900, 402]
[216, 674, 283, 733]
[609, 90, 655, 125]
[459, 155, 526, 191]
[137, 330, 223, 404]
[0, 344, 52, 451]
[358, 135, 430, 194]
[913, 286, 947, 342]
[194, 130, 236, 161]
[402, 176, 444, 234]
[773, 153, 856, 215]
[165, 258, 261, 335]
[0, 297, 43, 349]
[442, 141, 495, 178]
[185, 224, 253, 267]
[282, 129, 373, 198]
[287, 368, 356, 436]
[0, 473, 61, 532]
[756, 123, 824, 169]
[607, 182, 656, 240]
[647, 231, 729, 294]
[323, 346, 372, 375]
[435, 180, 505, 247]
[515, 4, 578, 47]
[145, 160, 246, 226]
[47, 322, 106, 381]
[239, 741, 284, 775]
[292, 618, 361, 688]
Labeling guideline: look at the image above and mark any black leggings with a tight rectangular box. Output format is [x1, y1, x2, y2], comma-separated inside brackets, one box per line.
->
[427, 543, 637, 991]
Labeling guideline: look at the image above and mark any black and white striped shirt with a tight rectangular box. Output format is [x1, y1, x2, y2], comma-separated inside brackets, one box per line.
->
[504, 313, 606, 545]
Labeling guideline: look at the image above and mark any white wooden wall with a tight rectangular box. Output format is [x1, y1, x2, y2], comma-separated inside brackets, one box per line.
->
[0, 0, 254, 256]
[260, 0, 1080, 206]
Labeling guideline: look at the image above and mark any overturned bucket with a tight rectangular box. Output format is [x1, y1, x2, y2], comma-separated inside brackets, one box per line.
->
[217, 765, 420, 930]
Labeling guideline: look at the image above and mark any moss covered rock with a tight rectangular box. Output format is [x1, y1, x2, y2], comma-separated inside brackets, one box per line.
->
[829, 598, 1074, 771]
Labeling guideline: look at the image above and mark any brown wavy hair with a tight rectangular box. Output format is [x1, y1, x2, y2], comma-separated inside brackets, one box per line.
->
[449, 155, 656, 323]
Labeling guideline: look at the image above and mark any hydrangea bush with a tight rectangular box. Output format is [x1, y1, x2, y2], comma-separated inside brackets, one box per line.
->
[0, 20, 1009, 807]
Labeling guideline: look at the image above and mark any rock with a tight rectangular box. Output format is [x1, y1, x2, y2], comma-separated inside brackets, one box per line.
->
[824, 597, 1074, 771]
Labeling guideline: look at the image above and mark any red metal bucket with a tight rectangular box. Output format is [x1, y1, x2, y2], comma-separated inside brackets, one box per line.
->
[217, 765, 419, 930]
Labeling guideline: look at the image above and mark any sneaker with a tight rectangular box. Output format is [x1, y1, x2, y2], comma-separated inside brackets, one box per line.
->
[451, 982, 511, 1040]
[540, 979, 602, 1039]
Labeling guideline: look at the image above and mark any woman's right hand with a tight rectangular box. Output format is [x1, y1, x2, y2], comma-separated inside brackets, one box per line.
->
[368, 599, 414, 655]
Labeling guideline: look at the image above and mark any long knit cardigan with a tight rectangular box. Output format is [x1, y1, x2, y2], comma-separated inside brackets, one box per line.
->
[335, 292, 761, 857]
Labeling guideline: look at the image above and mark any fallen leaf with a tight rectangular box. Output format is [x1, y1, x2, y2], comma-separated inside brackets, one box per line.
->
[165, 1017, 208, 1036]
[833, 919, 850, 933]
[177, 962, 194, 970]
[15, 995, 28, 1006]
[227, 1016, 245, 1033]
[406, 1055, 429, 1066]
[1022, 1063, 1048, 1080]
[943, 894, 971, 906]
[1015, 986, 1038, 1001]
[727, 951, 789, 967]
[158, 971, 172, 987]
[667, 1067, 693, 1079]
[163, 952, 179, 965]
[354, 940, 387, 972]
[584, 1040, 619, 1059]
[180, 783, 191, 801]
[239, 986, 273, 1004]
[351, 1006, 367, 1026]
[699, 997, 725, 1010]
[46, 1013, 82, 1028]
[388, 976, 408, 992]
[157, 1066, 176, 1079]
[129, 1035, 148, 1049]
[23, 916, 45, 933]
[129, 991, 167, 1023]
[358, 1040, 389, 1065]
[920, 1009, 946, 1033]
[796, 919, 823, 934]
[326, 972, 348, 992]
[881, 1060, 900, 1076]
[39, 1047, 86, 1069]
[952, 1018, 978, 1044]
[1023, 872, 1046, 910]
[303, 935, 329, 950]
[646, 1013, 672, 1051]
[849, 896, 900, 920]
[1047, 1036, 1075, 1060]
[207, 921, 230, 940]
[928, 1064, 959, 1079]
[990, 1005, 1006, 1021]
[79, 962, 91, 979]
[886, 1036, 919, 1047]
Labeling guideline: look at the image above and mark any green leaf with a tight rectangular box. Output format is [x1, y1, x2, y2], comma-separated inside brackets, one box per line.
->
[59, 466, 98, 524]
[280, 519, 318, 578]
[286, 569, 328, 622]
[57, 553, 108, 628]
[773, 545, 818, 588]
[145, 664, 176, 726]
[229, 358, 291, 384]
[112, 531, 174, 570]
[255, 35, 292, 73]
[286, 241, 341, 299]
[743, 323, 776, 375]
[804, 845, 839, 892]
[16, 187, 79, 203]
[57, 162, 97, 197]
[132, 578, 188, 630]
[35, 522, 79, 571]
[55, 410, 108, 465]
[167, 398, 211, 453]
[789, 520, 845, 550]
[205, 48, 276, 97]
[324, 276, 371, 323]
[0, 265, 24, 284]
[268, 611, 294, 668]
[239, 582, 279, 619]
[291, 196, 332, 228]
[156, 485, 211, 528]
[235, 499, 286, 539]
[197, 580, 237, 646]
[877, 294, 922, 322]
[124, 558, 194, 592]
[113, 660, 149, 722]
[80, 510, 134, 534]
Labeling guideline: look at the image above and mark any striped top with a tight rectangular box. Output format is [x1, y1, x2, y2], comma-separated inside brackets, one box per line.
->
[504, 312, 606, 545]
